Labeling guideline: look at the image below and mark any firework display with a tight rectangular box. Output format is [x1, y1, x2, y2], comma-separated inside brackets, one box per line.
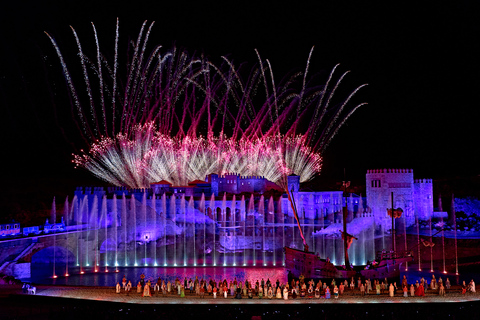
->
[47, 20, 366, 188]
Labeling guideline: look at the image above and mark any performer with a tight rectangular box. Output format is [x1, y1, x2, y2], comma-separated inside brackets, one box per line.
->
[276, 286, 282, 299]
[410, 284, 415, 297]
[283, 287, 289, 300]
[267, 286, 274, 299]
[137, 282, 142, 293]
[431, 275, 437, 290]
[415, 283, 425, 296]
[213, 286, 218, 298]
[307, 285, 314, 298]
[291, 286, 298, 299]
[315, 286, 320, 298]
[116, 282, 121, 294]
[180, 284, 185, 298]
[439, 283, 445, 296]
[469, 280, 476, 293]
[143, 280, 151, 297]
[162, 280, 166, 295]
[122, 276, 127, 289]
[325, 287, 330, 299]
[125, 280, 132, 296]
[389, 283, 394, 297]
[333, 285, 339, 299]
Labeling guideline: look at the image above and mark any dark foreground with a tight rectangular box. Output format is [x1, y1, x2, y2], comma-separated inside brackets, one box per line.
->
[1, 285, 479, 320]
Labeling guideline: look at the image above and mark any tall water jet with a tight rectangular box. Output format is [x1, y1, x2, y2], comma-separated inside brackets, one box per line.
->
[86, 196, 94, 268]
[130, 195, 137, 266]
[51, 197, 57, 278]
[112, 194, 118, 270]
[415, 208, 421, 271]
[429, 215, 433, 272]
[121, 194, 127, 266]
[180, 194, 186, 266]
[209, 194, 215, 265]
[161, 193, 167, 266]
[441, 214, 446, 273]
[307, 194, 314, 255]
[320, 197, 325, 260]
[403, 200, 408, 271]
[221, 193, 226, 266]
[329, 193, 335, 264]
[102, 195, 108, 271]
[152, 192, 157, 266]
[199, 193, 205, 266]
[268, 196, 275, 265]
[188, 196, 195, 266]
[64, 196, 69, 276]
[279, 196, 284, 265]
[258, 195, 265, 265]
[248, 194, 255, 266]
[231, 195, 236, 266]
[142, 192, 147, 266]
[79, 195, 88, 273]
[240, 195, 246, 266]
[438, 194, 446, 273]
[452, 194, 458, 275]
[74, 195, 81, 269]
[93, 195, 99, 271]
[170, 194, 177, 266]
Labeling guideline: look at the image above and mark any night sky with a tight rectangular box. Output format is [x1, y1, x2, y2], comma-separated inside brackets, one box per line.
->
[1, 1, 479, 218]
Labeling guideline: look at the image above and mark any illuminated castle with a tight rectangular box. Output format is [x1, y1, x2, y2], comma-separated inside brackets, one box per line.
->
[67, 169, 434, 267]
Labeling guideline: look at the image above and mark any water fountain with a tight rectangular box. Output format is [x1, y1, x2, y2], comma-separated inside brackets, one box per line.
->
[112, 194, 118, 270]
[122, 194, 127, 266]
[452, 194, 458, 275]
[64, 197, 69, 277]
[51, 197, 57, 278]
[38, 182, 443, 284]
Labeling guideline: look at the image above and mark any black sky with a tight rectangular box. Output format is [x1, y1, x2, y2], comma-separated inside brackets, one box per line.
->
[0, 1, 479, 206]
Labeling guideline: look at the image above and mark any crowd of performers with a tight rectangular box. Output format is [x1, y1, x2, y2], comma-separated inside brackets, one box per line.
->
[115, 273, 476, 299]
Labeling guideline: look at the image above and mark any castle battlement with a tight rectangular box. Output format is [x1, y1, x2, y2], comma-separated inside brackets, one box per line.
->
[414, 179, 432, 184]
[367, 168, 413, 174]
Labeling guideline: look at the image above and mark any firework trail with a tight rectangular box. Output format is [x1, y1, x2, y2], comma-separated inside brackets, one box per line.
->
[48, 20, 366, 189]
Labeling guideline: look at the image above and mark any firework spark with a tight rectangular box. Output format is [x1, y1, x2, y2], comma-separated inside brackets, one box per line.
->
[49, 20, 366, 189]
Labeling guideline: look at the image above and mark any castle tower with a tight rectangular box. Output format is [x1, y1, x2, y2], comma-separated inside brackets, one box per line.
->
[414, 178, 433, 220]
[206, 173, 219, 196]
[287, 175, 300, 193]
[366, 169, 416, 228]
